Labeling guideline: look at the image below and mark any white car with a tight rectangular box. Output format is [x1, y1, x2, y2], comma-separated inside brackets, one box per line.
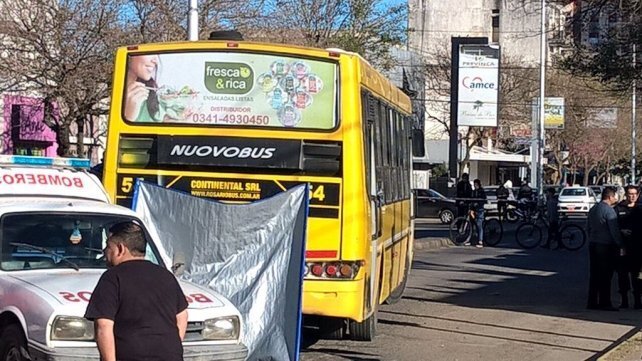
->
[558, 186, 598, 216]
[0, 156, 247, 361]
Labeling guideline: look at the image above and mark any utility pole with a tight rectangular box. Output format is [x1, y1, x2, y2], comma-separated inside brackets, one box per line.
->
[188, 0, 198, 41]
[632, 44, 637, 185]
[537, 0, 547, 196]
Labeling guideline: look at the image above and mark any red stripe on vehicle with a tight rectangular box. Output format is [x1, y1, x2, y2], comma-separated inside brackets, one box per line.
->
[306, 250, 337, 259]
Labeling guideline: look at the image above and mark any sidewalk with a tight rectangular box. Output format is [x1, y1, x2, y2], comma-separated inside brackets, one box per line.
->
[414, 236, 453, 250]
[599, 331, 642, 360]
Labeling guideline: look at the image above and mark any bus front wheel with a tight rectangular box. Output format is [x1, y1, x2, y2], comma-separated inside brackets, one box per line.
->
[349, 310, 377, 341]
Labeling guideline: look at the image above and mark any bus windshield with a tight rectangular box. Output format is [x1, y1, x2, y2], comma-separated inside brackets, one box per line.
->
[123, 51, 338, 129]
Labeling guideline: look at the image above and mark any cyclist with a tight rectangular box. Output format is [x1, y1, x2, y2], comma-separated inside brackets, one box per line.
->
[517, 179, 535, 215]
[456, 173, 473, 218]
[542, 188, 560, 249]
[470, 179, 487, 248]
[496, 183, 510, 222]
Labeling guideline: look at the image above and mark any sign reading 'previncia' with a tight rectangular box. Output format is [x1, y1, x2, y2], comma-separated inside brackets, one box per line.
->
[457, 44, 500, 127]
[157, 135, 303, 169]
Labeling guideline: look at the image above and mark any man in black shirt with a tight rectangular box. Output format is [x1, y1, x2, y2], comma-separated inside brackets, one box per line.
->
[616, 185, 641, 308]
[85, 221, 188, 361]
[456, 173, 473, 217]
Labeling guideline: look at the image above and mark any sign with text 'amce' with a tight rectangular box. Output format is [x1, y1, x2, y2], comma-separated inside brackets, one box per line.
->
[157, 135, 303, 169]
[457, 44, 500, 127]
[133, 181, 308, 361]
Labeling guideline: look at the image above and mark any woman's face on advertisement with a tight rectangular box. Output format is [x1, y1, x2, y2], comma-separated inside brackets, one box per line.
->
[129, 55, 158, 81]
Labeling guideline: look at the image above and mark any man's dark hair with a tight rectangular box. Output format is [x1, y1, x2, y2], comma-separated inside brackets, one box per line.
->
[601, 187, 616, 200]
[546, 187, 556, 195]
[625, 185, 639, 194]
[473, 179, 482, 187]
[108, 221, 146, 256]
[461, 173, 469, 180]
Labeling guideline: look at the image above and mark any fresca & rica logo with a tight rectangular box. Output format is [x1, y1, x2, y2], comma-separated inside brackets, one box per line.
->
[204, 62, 254, 94]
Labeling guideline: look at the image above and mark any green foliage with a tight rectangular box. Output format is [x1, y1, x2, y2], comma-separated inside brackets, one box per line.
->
[431, 163, 448, 178]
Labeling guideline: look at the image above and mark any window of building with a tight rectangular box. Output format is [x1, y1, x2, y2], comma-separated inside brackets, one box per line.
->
[491, 9, 500, 43]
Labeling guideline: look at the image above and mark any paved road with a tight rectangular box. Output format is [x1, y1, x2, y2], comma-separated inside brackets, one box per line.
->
[301, 222, 642, 360]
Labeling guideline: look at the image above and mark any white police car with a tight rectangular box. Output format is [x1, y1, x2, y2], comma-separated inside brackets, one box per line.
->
[0, 156, 247, 361]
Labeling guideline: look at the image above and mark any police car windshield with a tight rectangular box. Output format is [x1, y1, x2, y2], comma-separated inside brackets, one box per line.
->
[0, 213, 161, 271]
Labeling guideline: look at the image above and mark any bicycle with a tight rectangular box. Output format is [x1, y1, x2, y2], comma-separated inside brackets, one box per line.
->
[515, 206, 586, 250]
[449, 206, 503, 247]
[503, 199, 538, 223]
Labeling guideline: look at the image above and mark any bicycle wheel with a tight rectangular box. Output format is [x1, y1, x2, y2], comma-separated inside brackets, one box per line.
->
[449, 217, 473, 245]
[483, 218, 503, 246]
[559, 224, 586, 250]
[515, 222, 542, 249]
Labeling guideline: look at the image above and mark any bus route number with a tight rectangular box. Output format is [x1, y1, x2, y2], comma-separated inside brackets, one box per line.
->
[120, 177, 145, 194]
[309, 184, 325, 202]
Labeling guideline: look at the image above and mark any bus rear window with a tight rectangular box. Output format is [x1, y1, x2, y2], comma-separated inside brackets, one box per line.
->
[122, 51, 338, 130]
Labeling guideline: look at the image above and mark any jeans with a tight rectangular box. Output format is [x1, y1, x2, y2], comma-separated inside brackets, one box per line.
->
[476, 209, 485, 244]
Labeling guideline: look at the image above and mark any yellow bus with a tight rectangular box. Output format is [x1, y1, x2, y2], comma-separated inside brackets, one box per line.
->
[102, 34, 414, 340]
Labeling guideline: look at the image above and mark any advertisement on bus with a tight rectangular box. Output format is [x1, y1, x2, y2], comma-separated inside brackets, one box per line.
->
[123, 52, 337, 129]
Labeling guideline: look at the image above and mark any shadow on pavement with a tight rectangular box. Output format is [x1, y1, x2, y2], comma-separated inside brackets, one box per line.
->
[395, 238, 642, 358]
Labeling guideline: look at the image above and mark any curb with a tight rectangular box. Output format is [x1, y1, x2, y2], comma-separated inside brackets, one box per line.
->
[414, 237, 454, 251]
[598, 330, 642, 361]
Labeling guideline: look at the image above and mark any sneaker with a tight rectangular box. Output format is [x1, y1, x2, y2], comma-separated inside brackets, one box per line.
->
[476, 244, 484, 248]
[462, 241, 471, 246]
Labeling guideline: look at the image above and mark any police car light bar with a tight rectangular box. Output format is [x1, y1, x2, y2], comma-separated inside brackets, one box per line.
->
[0, 155, 91, 169]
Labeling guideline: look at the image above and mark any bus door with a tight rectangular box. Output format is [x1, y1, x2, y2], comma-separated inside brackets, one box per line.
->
[363, 92, 381, 313]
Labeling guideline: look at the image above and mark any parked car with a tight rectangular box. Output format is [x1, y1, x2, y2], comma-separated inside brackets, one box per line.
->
[558, 186, 598, 216]
[414, 189, 457, 224]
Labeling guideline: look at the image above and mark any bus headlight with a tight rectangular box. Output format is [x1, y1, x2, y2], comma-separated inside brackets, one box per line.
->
[202, 316, 240, 340]
[51, 316, 94, 341]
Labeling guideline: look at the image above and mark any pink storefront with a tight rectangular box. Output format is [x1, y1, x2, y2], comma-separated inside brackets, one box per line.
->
[3, 95, 59, 157]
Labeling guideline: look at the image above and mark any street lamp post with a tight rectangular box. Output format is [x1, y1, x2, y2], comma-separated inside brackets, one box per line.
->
[538, 0, 546, 196]
[632, 44, 637, 185]
[188, 0, 199, 41]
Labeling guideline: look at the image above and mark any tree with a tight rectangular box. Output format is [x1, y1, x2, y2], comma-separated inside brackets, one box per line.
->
[252, 0, 407, 70]
[559, 0, 642, 91]
[0, 0, 126, 157]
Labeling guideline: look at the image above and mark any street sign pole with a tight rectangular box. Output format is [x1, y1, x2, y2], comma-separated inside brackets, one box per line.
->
[632, 44, 637, 185]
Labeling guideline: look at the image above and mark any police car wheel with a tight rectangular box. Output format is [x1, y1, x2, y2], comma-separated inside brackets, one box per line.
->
[0, 324, 27, 361]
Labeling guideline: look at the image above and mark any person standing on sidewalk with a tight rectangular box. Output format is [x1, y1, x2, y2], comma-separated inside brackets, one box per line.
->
[456, 173, 473, 218]
[618, 185, 642, 308]
[471, 179, 487, 248]
[496, 183, 509, 222]
[586, 187, 624, 311]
